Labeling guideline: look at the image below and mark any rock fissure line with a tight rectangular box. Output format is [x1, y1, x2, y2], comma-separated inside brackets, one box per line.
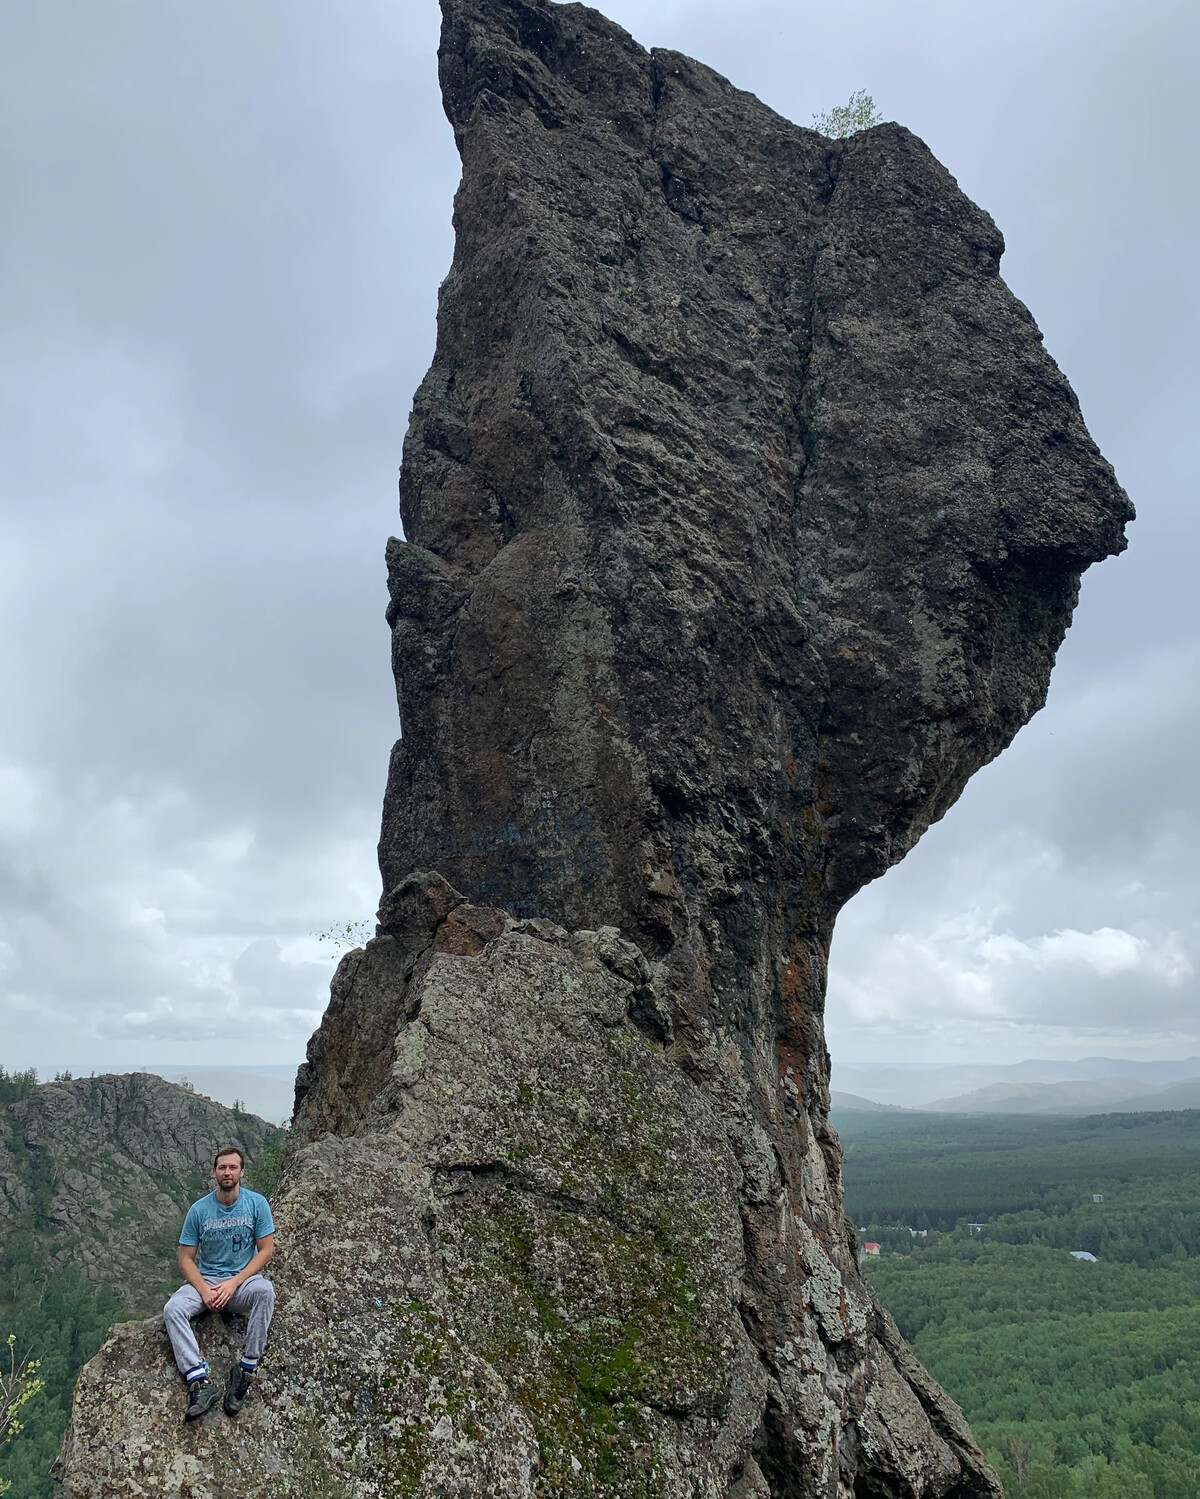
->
[430, 1162, 645, 1236]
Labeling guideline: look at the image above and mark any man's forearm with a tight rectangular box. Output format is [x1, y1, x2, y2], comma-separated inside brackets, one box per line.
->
[178, 1250, 209, 1294]
[230, 1244, 273, 1287]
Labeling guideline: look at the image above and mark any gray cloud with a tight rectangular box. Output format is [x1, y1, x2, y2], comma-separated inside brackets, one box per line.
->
[825, 642, 1200, 1060]
[1, 0, 1195, 1073]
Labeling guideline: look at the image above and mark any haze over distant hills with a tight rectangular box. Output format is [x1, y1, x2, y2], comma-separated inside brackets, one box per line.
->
[144, 1065, 296, 1124]
[831, 1057, 1200, 1114]
[830, 1091, 910, 1113]
[924, 1076, 1200, 1114]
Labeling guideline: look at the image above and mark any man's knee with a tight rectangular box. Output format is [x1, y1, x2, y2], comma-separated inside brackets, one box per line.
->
[245, 1276, 275, 1310]
[163, 1287, 199, 1336]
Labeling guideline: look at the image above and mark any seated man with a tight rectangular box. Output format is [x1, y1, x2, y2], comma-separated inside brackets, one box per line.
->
[163, 1145, 276, 1420]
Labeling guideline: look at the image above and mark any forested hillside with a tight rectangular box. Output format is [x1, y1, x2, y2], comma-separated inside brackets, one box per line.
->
[0, 1067, 284, 1497]
[839, 1108, 1200, 1496]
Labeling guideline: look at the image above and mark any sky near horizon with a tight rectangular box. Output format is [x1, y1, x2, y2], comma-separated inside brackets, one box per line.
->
[0, 0, 1196, 1074]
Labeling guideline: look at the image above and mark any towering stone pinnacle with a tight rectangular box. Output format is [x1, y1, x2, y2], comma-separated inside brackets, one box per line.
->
[56, 2, 1130, 1495]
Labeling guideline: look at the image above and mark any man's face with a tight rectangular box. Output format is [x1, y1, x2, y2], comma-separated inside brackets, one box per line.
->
[213, 1154, 244, 1191]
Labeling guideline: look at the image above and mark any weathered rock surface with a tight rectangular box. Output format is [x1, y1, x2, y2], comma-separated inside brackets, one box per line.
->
[0, 1072, 277, 1295]
[57, 0, 1131, 1494]
[60, 899, 992, 1497]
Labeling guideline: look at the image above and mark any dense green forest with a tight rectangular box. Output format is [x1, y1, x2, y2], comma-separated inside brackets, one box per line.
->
[0, 1068, 125, 1497]
[1, 1232, 125, 1497]
[839, 1108, 1200, 1497]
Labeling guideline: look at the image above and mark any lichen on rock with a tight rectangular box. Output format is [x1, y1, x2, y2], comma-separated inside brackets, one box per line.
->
[56, 0, 1131, 1493]
[60, 905, 776, 1496]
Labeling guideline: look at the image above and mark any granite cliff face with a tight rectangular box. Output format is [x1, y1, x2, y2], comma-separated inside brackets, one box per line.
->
[56, 0, 1131, 1494]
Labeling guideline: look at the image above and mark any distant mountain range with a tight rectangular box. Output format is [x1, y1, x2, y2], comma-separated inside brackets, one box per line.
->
[924, 1076, 1200, 1115]
[831, 1058, 1200, 1115]
[830, 1091, 909, 1113]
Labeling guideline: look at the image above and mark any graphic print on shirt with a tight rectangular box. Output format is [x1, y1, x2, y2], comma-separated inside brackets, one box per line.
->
[199, 1210, 256, 1268]
[180, 1190, 274, 1280]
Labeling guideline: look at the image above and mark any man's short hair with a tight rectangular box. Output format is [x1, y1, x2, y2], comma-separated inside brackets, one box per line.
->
[213, 1145, 246, 1168]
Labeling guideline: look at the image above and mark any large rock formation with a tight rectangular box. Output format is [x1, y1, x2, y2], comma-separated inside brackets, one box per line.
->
[56, 0, 1131, 1495]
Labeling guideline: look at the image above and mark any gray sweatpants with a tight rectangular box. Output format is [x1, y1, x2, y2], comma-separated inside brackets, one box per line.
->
[163, 1274, 276, 1379]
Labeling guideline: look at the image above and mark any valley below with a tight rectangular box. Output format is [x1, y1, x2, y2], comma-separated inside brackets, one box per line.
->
[839, 1106, 1200, 1497]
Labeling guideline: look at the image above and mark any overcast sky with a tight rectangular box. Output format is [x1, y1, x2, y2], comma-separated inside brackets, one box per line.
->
[1, 0, 1196, 1075]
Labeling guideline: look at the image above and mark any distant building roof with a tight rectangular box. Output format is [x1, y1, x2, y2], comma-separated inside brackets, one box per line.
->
[1070, 1251, 1098, 1262]
[863, 1242, 882, 1254]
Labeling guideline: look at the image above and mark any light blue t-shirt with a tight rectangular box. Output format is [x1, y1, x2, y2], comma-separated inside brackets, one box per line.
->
[179, 1188, 275, 1282]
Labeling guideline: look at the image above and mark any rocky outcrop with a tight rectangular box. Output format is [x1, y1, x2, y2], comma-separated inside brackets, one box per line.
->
[55, 0, 1131, 1494]
[0, 1072, 278, 1295]
[59, 900, 996, 1497]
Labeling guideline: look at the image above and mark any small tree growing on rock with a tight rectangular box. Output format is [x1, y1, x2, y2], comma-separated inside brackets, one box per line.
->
[813, 89, 882, 137]
[315, 919, 373, 955]
[0, 1334, 43, 1494]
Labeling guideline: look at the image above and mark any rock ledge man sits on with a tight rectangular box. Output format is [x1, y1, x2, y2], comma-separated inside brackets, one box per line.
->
[163, 1145, 276, 1420]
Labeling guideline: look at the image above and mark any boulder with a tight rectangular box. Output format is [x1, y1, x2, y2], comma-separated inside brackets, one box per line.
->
[60, 905, 994, 1495]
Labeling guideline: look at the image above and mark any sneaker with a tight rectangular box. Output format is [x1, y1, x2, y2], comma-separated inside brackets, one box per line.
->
[223, 1364, 253, 1416]
[185, 1377, 220, 1421]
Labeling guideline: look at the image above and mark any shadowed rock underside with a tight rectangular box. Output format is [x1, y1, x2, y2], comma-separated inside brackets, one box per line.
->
[56, 0, 1130, 1494]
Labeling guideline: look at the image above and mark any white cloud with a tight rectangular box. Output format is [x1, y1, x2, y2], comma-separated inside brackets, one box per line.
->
[0, 761, 376, 1068]
[829, 848, 1199, 1059]
[980, 926, 1192, 985]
